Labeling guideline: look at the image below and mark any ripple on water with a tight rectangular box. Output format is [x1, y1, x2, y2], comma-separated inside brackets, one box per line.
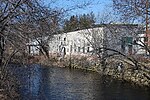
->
[10, 65, 150, 100]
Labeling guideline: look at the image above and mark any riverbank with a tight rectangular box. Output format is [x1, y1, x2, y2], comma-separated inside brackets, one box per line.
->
[7, 54, 150, 88]
[0, 54, 149, 99]
[39, 55, 150, 88]
[7, 63, 150, 99]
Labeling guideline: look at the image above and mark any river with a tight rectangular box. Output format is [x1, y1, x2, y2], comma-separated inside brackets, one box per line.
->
[11, 64, 150, 100]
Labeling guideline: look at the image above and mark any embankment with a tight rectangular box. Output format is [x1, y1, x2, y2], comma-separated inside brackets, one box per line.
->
[41, 55, 150, 87]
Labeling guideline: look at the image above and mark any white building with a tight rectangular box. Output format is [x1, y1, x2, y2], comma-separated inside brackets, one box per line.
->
[29, 24, 145, 56]
[134, 33, 146, 54]
[27, 39, 40, 55]
[48, 28, 99, 56]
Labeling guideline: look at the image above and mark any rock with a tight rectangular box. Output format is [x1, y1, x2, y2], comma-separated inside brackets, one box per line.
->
[144, 81, 149, 86]
[131, 77, 136, 81]
[141, 79, 145, 83]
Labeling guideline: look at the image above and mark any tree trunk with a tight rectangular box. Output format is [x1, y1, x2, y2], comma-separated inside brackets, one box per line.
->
[0, 36, 5, 66]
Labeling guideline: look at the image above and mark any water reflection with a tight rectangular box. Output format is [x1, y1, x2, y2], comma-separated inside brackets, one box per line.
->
[11, 64, 42, 100]
[28, 64, 41, 98]
[41, 67, 150, 100]
[12, 65, 150, 100]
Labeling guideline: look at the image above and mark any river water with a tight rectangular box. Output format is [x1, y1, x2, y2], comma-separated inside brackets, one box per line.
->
[11, 64, 150, 100]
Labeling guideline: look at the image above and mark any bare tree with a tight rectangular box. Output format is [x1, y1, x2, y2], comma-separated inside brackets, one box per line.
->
[0, 0, 68, 99]
[0, 0, 97, 98]
[112, 0, 150, 55]
[81, 16, 147, 67]
[112, 0, 149, 23]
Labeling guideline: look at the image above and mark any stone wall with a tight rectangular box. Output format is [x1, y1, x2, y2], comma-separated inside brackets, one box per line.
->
[102, 59, 150, 87]
[40, 54, 150, 87]
[61, 55, 150, 87]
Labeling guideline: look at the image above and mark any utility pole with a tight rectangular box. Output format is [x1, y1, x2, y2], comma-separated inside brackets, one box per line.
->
[145, 0, 149, 54]
[146, 0, 149, 38]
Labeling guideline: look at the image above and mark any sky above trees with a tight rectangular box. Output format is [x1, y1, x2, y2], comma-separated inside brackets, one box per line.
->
[43, 0, 112, 15]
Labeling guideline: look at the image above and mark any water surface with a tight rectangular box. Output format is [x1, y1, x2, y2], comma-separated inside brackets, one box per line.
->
[11, 64, 150, 100]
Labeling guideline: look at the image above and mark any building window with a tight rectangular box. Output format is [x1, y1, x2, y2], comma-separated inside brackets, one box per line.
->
[70, 45, 72, 52]
[67, 48, 69, 52]
[121, 37, 133, 53]
[64, 38, 66, 41]
[74, 48, 76, 52]
[83, 47, 85, 53]
[78, 47, 80, 52]
[87, 47, 90, 52]
[87, 43, 90, 46]
[122, 37, 133, 45]
[121, 37, 126, 53]
[144, 37, 148, 42]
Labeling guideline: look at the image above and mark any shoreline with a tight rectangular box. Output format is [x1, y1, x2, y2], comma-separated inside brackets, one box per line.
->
[39, 55, 150, 88]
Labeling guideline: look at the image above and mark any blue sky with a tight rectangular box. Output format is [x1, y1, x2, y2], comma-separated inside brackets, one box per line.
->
[43, 0, 112, 16]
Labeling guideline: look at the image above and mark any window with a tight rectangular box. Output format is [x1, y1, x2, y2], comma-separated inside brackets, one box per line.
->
[87, 47, 90, 52]
[122, 37, 133, 45]
[64, 38, 66, 41]
[83, 47, 85, 53]
[144, 37, 148, 42]
[78, 47, 80, 52]
[74, 48, 76, 52]
[67, 48, 69, 52]
[74, 43, 76, 52]
[121, 44, 125, 53]
[126, 37, 133, 44]
[70, 45, 72, 52]
[87, 43, 90, 46]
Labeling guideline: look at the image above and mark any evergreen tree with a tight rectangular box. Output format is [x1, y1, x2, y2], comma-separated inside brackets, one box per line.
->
[70, 15, 79, 31]
[63, 12, 95, 32]
[79, 12, 95, 29]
